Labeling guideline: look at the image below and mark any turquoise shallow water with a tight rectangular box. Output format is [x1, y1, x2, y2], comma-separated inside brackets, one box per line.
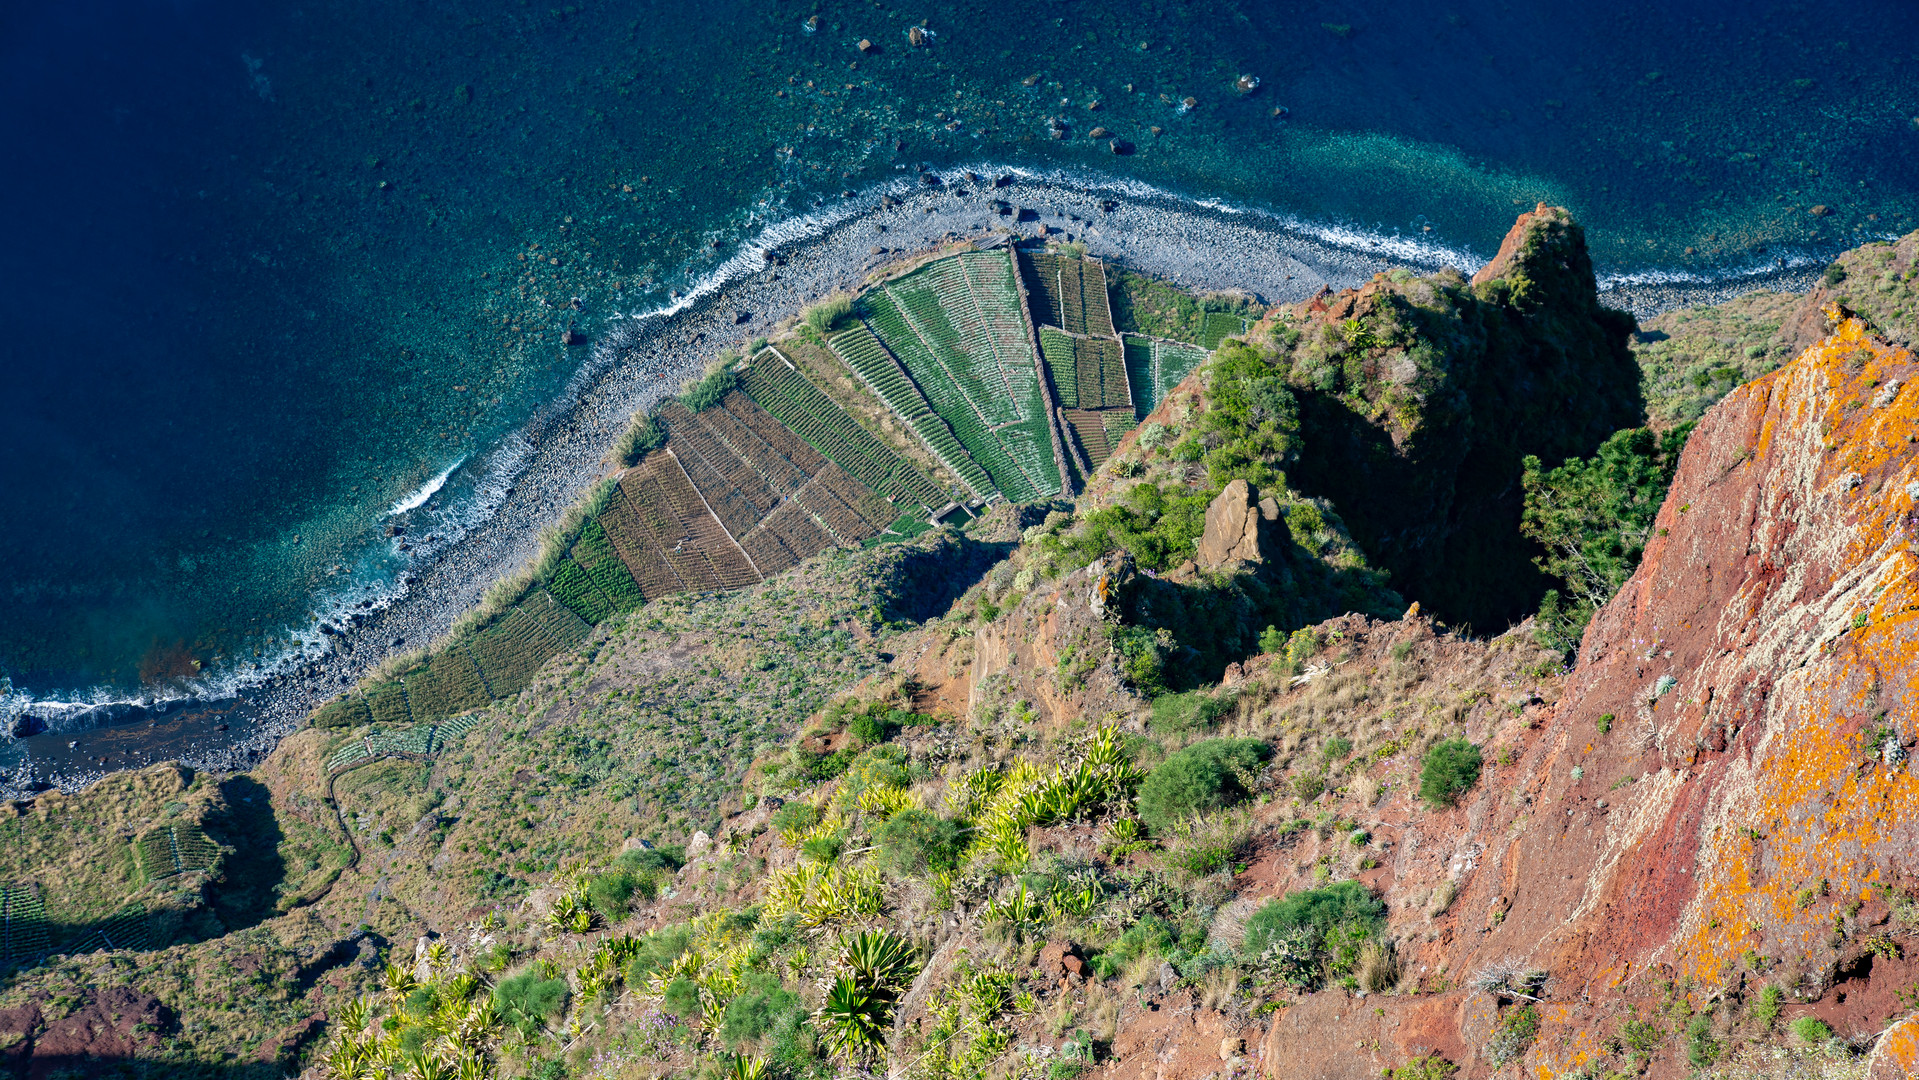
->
[1, 0, 1916, 708]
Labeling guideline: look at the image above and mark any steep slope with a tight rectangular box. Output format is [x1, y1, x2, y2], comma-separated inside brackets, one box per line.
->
[1281, 205, 1646, 633]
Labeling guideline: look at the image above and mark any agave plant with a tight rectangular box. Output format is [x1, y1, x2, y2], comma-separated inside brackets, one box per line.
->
[448, 998, 501, 1051]
[441, 973, 478, 1005]
[337, 994, 375, 1034]
[816, 975, 890, 1063]
[1105, 817, 1145, 843]
[982, 882, 1043, 939]
[321, 1035, 370, 1080]
[451, 1052, 490, 1080]
[837, 931, 919, 996]
[547, 893, 594, 934]
[424, 940, 453, 973]
[857, 783, 915, 821]
[406, 1050, 455, 1080]
[1043, 883, 1098, 921]
[381, 963, 419, 1007]
[725, 1053, 769, 1080]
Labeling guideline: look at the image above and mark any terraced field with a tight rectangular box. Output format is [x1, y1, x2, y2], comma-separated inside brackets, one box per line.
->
[863, 250, 1061, 502]
[315, 244, 1218, 749]
[1123, 334, 1211, 420]
[0, 884, 48, 967]
[740, 348, 946, 513]
[1022, 251, 1116, 337]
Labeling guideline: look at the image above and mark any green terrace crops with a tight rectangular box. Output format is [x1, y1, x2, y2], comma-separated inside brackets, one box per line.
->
[826, 323, 991, 499]
[1123, 335, 1212, 420]
[740, 348, 946, 515]
[862, 251, 1061, 502]
[138, 822, 221, 880]
[316, 585, 590, 737]
[1021, 251, 1117, 337]
[1200, 311, 1253, 349]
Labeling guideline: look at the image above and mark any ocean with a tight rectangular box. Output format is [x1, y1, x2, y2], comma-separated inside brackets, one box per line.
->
[2, 0, 1916, 724]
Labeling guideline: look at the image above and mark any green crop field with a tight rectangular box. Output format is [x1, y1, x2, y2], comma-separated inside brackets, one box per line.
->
[364, 679, 413, 727]
[1123, 334, 1210, 420]
[547, 557, 614, 625]
[827, 324, 992, 498]
[741, 349, 945, 512]
[570, 518, 646, 612]
[0, 884, 48, 965]
[402, 646, 492, 721]
[864, 251, 1059, 502]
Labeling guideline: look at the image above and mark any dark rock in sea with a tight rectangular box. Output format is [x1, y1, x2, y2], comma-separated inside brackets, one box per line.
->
[1089, 126, 1110, 139]
[1110, 139, 1134, 155]
[1100, 199, 1119, 212]
[993, 174, 1013, 188]
[733, 311, 752, 324]
[919, 173, 942, 186]
[907, 25, 927, 47]
[991, 200, 1012, 216]
[568, 296, 586, 311]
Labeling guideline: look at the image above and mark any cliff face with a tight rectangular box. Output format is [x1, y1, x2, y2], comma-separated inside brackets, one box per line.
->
[1282, 205, 1645, 634]
[1253, 303, 1919, 1078]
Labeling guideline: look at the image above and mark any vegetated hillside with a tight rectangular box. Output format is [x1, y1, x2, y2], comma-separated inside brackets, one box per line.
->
[7, 226, 1919, 1080]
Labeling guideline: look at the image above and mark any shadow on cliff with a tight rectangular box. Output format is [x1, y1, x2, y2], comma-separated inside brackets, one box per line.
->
[1284, 206, 1646, 634]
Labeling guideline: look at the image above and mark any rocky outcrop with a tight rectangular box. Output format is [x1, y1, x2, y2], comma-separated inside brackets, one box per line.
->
[1284, 204, 1644, 632]
[1194, 479, 1286, 570]
[1253, 303, 1919, 1078]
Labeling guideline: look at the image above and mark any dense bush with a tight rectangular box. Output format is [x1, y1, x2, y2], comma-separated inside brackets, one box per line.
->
[1136, 738, 1270, 830]
[721, 972, 803, 1048]
[1419, 739, 1483, 808]
[586, 868, 640, 920]
[611, 411, 665, 467]
[873, 809, 968, 875]
[680, 366, 740, 413]
[1791, 1016, 1832, 1044]
[662, 976, 703, 1019]
[1241, 880, 1386, 989]
[805, 296, 853, 334]
[1148, 689, 1236, 734]
[1522, 424, 1692, 650]
[1047, 481, 1211, 572]
[494, 971, 570, 1036]
[622, 925, 692, 986]
[769, 801, 822, 835]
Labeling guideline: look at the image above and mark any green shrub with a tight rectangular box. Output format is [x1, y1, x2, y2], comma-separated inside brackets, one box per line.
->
[587, 869, 640, 920]
[1749, 984, 1782, 1028]
[769, 801, 822, 836]
[1100, 915, 1174, 968]
[799, 832, 844, 865]
[1323, 737, 1353, 762]
[1419, 739, 1483, 808]
[1137, 738, 1270, 830]
[1148, 689, 1236, 734]
[663, 976, 703, 1019]
[720, 972, 803, 1049]
[1485, 1002, 1540, 1066]
[494, 971, 570, 1036]
[1521, 424, 1692, 645]
[680, 367, 739, 413]
[1685, 1013, 1719, 1066]
[623, 925, 693, 985]
[1243, 881, 1386, 957]
[1387, 1056, 1456, 1080]
[805, 296, 854, 334]
[873, 809, 968, 875]
[1791, 1016, 1832, 1043]
[1258, 625, 1286, 653]
[612, 412, 666, 466]
[1620, 1017, 1664, 1054]
[848, 709, 898, 745]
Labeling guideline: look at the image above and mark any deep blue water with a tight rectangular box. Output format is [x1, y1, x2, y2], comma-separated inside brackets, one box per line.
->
[3, 0, 1917, 706]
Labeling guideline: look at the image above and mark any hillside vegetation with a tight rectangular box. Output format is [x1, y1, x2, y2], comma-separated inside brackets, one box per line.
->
[3, 221, 1918, 1080]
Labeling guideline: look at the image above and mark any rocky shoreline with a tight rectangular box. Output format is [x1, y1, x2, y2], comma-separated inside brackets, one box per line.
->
[3, 168, 1825, 796]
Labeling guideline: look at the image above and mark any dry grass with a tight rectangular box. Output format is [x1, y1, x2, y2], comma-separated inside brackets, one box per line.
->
[1198, 966, 1245, 1012]
[1356, 942, 1398, 993]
